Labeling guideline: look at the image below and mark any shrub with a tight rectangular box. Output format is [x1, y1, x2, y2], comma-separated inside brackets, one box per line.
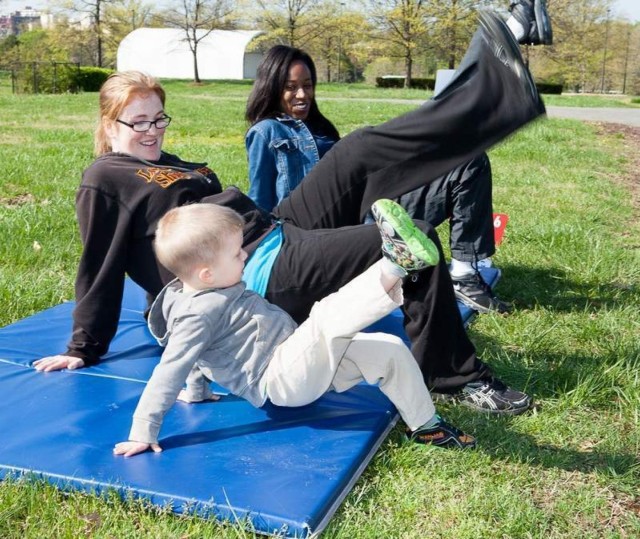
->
[4, 64, 112, 94]
[376, 76, 435, 90]
[536, 82, 563, 94]
[73, 67, 113, 92]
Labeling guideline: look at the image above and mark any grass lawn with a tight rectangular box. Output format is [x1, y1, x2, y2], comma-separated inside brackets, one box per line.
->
[0, 82, 639, 538]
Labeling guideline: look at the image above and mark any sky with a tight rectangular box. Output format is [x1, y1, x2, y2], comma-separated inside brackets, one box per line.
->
[613, 0, 640, 21]
[3, 0, 640, 22]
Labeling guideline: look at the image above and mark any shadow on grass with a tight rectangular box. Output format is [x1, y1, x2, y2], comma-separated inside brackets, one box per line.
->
[467, 414, 639, 476]
[494, 263, 638, 313]
[466, 263, 639, 402]
[384, 414, 639, 477]
[466, 343, 640, 402]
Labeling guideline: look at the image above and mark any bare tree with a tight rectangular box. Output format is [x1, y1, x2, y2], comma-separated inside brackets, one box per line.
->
[106, 0, 156, 34]
[103, 0, 158, 67]
[164, 0, 236, 83]
[62, 0, 114, 67]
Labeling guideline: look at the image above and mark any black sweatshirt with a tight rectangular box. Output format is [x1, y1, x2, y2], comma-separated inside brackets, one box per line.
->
[68, 151, 274, 365]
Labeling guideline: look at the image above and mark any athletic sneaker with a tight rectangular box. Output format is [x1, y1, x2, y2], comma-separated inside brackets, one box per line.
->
[435, 377, 532, 415]
[371, 199, 440, 275]
[508, 0, 553, 45]
[406, 416, 477, 449]
[452, 271, 513, 314]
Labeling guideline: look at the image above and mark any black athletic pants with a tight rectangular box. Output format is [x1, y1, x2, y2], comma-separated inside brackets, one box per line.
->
[266, 27, 545, 392]
[397, 152, 495, 263]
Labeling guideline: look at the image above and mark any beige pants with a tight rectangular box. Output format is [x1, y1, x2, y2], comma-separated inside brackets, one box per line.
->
[261, 261, 435, 431]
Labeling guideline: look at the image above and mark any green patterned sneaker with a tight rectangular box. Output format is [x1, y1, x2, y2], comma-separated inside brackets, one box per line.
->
[371, 199, 440, 274]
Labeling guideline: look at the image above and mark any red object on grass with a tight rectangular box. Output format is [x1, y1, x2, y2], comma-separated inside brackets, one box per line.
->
[493, 213, 509, 246]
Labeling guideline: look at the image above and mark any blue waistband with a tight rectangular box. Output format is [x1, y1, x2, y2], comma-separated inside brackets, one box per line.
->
[242, 223, 284, 297]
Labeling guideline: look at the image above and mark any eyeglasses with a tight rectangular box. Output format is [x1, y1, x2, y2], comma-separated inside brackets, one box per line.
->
[116, 115, 172, 132]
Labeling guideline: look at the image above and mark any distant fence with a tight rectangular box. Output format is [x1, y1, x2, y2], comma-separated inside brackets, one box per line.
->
[0, 62, 81, 94]
[0, 69, 11, 94]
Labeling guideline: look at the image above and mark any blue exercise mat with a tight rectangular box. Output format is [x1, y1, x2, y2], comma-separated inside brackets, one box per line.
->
[0, 280, 398, 537]
[0, 268, 500, 537]
[0, 361, 396, 536]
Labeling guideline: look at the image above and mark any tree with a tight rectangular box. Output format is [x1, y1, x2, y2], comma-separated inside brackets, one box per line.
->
[242, 0, 369, 82]
[60, 0, 114, 67]
[524, 0, 639, 93]
[0, 28, 84, 93]
[367, 0, 430, 87]
[251, 0, 324, 47]
[49, 19, 98, 66]
[298, 1, 370, 82]
[0, 34, 20, 64]
[102, 0, 158, 67]
[620, 23, 640, 95]
[163, 0, 237, 83]
[424, 0, 481, 69]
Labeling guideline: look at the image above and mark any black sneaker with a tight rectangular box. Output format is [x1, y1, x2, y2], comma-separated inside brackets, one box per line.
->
[406, 416, 477, 449]
[478, 10, 543, 112]
[452, 271, 513, 314]
[435, 377, 532, 415]
[509, 0, 553, 45]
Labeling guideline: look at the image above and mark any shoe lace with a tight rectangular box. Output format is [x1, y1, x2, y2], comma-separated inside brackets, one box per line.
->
[483, 376, 507, 391]
[470, 376, 507, 392]
[467, 271, 493, 293]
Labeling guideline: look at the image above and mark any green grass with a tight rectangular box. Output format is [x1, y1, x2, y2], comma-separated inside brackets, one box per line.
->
[541, 93, 640, 108]
[3, 73, 639, 105]
[1, 82, 639, 538]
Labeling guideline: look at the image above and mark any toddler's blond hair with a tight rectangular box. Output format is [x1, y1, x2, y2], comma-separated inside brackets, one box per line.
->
[155, 203, 244, 279]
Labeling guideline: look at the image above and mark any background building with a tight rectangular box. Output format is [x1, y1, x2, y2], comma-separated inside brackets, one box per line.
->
[0, 7, 42, 37]
[117, 28, 264, 80]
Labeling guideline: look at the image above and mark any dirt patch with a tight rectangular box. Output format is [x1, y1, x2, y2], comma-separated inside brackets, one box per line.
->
[0, 193, 36, 207]
[592, 122, 640, 215]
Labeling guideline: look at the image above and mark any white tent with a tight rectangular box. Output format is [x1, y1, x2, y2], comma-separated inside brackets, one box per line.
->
[117, 28, 264, 80]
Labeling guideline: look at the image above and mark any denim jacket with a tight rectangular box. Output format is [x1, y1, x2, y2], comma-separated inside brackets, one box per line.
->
[245, 116, 337, 212]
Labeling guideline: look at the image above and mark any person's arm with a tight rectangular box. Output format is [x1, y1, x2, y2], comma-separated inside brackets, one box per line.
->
[114, 314, 213, 457]
[246, 127, 279, 212]
[35, 186, 132, 371]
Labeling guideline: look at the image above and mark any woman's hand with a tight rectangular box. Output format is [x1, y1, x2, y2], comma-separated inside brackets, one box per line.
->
[113, 441, 162, 458]
[33, 355, 86, 372]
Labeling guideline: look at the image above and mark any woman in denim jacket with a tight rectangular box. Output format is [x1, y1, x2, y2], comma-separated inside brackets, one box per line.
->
[245, 46, 340, 212]
[246, 45, 518, 314]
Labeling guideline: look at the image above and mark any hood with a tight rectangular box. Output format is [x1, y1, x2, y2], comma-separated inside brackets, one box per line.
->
[147, 278, 184, 345]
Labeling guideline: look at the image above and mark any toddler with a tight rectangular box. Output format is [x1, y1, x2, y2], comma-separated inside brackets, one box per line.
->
[114, 200, 476, 457]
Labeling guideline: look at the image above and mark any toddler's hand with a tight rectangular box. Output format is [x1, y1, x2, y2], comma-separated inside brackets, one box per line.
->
[177, 389, 221, 403]
[113, 441, 162, 458]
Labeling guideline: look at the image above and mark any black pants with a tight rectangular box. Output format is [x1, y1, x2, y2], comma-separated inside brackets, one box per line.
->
[267, 26, 545, 392]
[397, 152, 495, 263]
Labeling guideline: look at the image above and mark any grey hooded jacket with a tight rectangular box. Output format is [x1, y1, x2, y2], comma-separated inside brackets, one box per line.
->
[129, 278, 297, 444]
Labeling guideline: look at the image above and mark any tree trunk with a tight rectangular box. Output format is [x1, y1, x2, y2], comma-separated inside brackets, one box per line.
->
[404, 53, 413, 88]
[96, 0, 103, 67]
[193, 43, 200, 83]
